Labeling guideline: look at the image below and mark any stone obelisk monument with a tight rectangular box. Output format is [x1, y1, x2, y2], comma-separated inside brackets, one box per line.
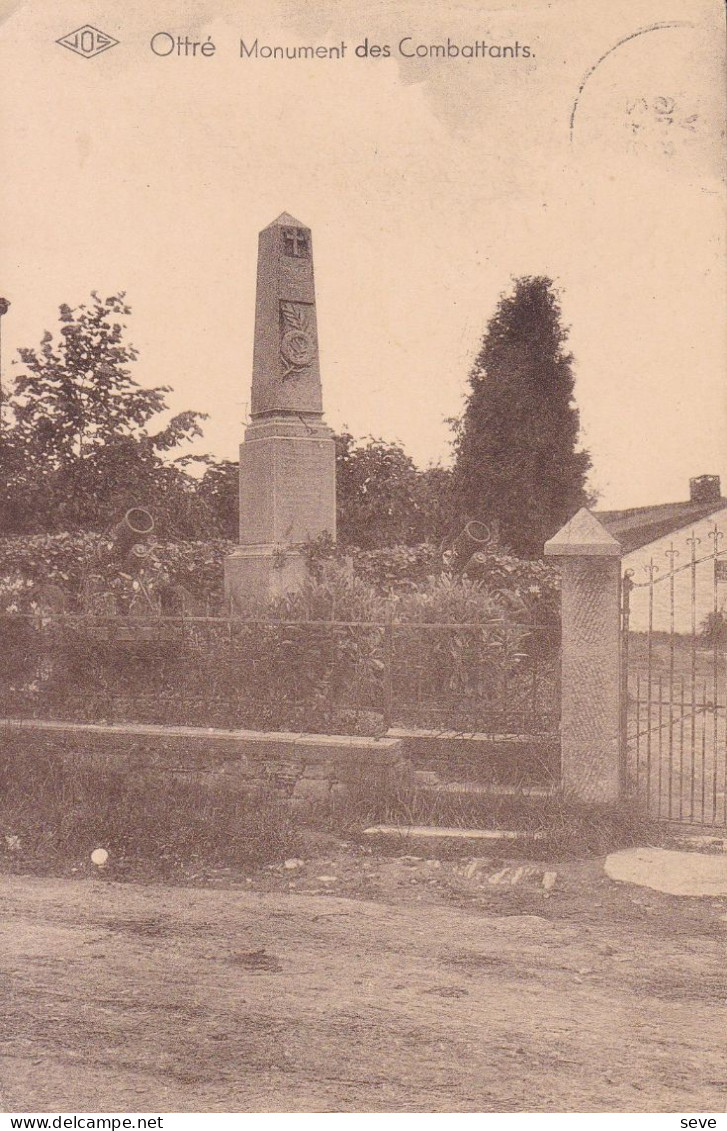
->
[224, 213, 336, 606]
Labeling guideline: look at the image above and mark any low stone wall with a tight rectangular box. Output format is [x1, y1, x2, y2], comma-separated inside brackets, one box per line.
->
[389, 728, 560, 786]
[0, 719, 408, 804]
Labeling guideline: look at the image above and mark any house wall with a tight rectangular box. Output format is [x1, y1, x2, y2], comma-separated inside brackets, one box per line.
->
[622, 506, 727, 634]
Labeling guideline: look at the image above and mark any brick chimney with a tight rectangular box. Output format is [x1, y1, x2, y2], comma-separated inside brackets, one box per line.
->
[689, 474, 722, 504]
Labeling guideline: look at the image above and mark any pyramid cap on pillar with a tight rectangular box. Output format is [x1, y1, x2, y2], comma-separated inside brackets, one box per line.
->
[264, 212, 309, 231]
[544, 507, 622, 557]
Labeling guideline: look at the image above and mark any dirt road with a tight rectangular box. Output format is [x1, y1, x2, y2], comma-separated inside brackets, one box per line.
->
[0, 852, 724, 1113]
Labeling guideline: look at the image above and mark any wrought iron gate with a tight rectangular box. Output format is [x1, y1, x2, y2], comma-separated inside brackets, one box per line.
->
[621, 524, 727, 827]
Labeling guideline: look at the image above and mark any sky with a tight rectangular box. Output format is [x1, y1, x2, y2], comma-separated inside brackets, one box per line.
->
[0, 0, 724, 510]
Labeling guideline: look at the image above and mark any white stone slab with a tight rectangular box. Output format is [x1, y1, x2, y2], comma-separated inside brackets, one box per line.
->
[604, 847, 727, 897]
[363, 825, 546, 841]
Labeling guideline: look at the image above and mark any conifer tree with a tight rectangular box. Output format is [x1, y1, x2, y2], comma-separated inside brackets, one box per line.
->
[452, 276, 591, 557]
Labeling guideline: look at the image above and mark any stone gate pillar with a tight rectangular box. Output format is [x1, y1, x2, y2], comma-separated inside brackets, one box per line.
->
[545, 508, 623, 804]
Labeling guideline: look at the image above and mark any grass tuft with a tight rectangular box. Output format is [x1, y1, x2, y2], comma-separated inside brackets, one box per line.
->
[0, 730, 662, 876]
[0, 736, 302, 878]
[305, 778, 663, 860]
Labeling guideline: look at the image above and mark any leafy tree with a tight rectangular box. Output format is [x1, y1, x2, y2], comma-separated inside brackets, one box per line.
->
[180, 436, 454, 549]
[192, 456, 240, 541]
[451, 276, 591, 557]
[181, 436, 454, 549]
[0, 293, 208, 534]
[334, 432, 452, 548]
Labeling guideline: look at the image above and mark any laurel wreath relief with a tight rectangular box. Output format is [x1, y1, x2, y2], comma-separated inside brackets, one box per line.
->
[280, 302, 317, 378]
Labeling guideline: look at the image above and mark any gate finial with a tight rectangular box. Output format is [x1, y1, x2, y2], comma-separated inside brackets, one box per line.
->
[545, 507, 621, 557]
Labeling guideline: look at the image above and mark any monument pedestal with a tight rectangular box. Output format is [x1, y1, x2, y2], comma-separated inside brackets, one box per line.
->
[224, 415, 336, 609]
[224, 545, 309, 607]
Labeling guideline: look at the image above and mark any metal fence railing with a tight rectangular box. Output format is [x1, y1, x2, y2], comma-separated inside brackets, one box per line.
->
[0, 612, 560, 737]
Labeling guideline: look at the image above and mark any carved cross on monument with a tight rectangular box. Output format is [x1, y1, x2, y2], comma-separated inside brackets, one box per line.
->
[282, 227, 309, 257]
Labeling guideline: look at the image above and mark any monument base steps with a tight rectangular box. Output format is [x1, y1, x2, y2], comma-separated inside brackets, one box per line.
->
[224, 545, 308, 608]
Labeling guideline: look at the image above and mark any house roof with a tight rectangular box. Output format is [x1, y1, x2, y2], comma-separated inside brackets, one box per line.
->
[596, 498, 727, 553]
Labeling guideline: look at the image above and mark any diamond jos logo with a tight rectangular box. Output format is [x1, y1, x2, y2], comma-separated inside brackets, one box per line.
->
[57, 25, 119, 58]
